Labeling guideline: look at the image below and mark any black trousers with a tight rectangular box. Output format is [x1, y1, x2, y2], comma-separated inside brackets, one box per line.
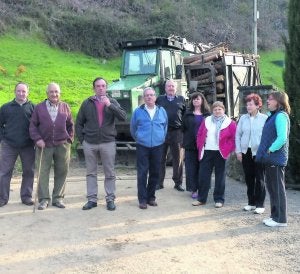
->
[265, 165, 287, 223]
[242, 148, 266, 207]
[198, 150, 226, 204]
[159, 129, 184, 187]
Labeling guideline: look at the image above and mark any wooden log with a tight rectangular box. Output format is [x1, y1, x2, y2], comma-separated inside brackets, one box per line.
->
[183, 54, 202, 64]
[216, 82, 224, 90]
[198, 78, 213, 85]
[188, 60, 202, 66]
[193, 71, 213, 81]
[203, 44, 227, 54]
[214, 62, 223, 73]
[202, 54, 221, 63]
[215, 75, 225, 82]
[183, 49, 223, 64]
[217, 93, 226, 98]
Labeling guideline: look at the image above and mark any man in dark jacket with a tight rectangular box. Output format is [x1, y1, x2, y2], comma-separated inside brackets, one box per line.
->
[0, 82, 35, 207]
[75, 77, 126, 211]
[156, 80, 186, 191]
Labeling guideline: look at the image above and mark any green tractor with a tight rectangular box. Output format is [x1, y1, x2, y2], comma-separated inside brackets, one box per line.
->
[107, 36, 202, 148]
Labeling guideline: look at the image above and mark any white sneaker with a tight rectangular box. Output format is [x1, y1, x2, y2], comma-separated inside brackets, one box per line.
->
[263, 217, 272, 224]
[244, 205, 256, 211]
[264, 219, 287, 227]
[215, 202, 223, 208]
[254, 207, 265, 214]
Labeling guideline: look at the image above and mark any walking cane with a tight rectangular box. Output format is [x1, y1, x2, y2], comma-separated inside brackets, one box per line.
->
[33, 147, 44, 213]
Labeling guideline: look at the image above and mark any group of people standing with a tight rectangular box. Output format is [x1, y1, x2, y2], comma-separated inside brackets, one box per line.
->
[0, 78, 291, 228]
[131, 80, 291, 228]
[0, 82, 74, 210]
[0, 78, 126, 212]
[235, 92, 291, 227]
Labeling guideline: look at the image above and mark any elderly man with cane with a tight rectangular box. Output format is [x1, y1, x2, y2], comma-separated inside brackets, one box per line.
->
[30, 83, 74, 210]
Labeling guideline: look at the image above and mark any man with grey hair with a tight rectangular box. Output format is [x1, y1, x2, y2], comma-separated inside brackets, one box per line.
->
[130, 87, 168, 209]
[0, 82, 35, 207]
[156, 80, 186, 191]
[30, 83, 74, 210]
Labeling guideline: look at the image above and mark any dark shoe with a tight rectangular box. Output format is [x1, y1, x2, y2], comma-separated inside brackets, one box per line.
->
[106, 200, 116, 211]
[147, 200, 158, 206]
[174, 185, 185, 192]
[0, 200, 7, 207]
[82, 201, 97, 210]
[52, 201, 66, 208]
[139, 203, 147, 209]
[22, 199, 34, 206]
[155, 184, 164, 190]
[38, 200, 48, 210]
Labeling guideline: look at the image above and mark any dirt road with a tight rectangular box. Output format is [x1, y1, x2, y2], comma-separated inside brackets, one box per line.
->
[1, 163, 300, 273]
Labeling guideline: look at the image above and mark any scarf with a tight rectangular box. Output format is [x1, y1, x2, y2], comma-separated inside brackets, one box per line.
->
[212, 114, 226, 142]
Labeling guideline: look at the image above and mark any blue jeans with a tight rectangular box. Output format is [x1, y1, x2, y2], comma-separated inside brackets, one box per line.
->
[184, 150, 200, 192]
[198, 150, 226, 204]
[136, 144, 163, 204]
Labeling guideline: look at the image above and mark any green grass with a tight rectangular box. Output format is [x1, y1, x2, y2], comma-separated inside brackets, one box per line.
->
[0, 34, 286, 114]
[259, 50, 285, 90]
[0, 34, 121, 116]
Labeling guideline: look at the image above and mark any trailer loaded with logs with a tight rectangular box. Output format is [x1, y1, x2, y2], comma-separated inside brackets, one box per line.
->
[184, 43, 261, 119]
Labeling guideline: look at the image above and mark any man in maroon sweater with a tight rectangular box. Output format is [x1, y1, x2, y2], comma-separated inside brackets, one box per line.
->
[29, 83, 74, 210]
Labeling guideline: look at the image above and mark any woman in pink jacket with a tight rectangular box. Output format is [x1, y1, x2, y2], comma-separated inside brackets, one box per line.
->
[192, 101, 236, 208]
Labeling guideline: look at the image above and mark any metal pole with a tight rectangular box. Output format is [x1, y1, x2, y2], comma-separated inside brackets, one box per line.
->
[253, 0, 258, 55]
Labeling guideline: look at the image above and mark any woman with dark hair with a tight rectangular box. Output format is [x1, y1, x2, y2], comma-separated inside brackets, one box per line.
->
[235, 93, 268, 214]
[182, 92, 210, 198]
[256, 91, 291, 227]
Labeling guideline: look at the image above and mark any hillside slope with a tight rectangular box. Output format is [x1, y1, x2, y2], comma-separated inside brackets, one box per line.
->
[0, 0, 288, 58]
[0, 35, 120, 115]
[0, 35, 285, 118]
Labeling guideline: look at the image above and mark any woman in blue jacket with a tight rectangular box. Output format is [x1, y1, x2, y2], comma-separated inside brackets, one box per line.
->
[256, 91, 291, 227]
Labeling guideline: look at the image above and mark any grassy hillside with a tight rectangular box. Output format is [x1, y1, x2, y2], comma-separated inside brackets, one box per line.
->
[0, 35, 285, 118]
[259, 50, 285, 90]
[0, 34, 121, 116]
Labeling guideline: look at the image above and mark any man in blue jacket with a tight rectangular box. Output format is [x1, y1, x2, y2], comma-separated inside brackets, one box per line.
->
[130, 87, 168, 209]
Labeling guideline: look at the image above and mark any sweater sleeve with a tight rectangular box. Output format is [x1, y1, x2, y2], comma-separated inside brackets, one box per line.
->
[75, 101, 86, 144]
[65, 104, 74, 142]
[130, 109, 137, 141]
[108, 99, 127, 121]
[235, 115, 244, 153]
[0, 106, 4, 141]
[29, 106, 43, 143]
[269, 112, 289, 152]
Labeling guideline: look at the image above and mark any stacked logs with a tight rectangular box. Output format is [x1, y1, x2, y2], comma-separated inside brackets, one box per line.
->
[184, 45, 259, 103]
[183, 45, 227, 97]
